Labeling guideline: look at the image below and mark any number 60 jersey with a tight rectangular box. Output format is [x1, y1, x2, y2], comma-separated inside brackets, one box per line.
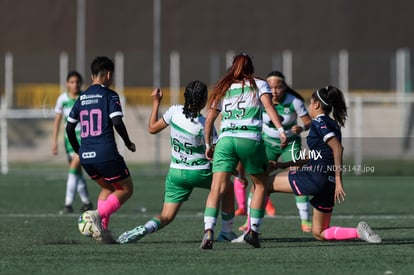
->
[67, 84, 124, 164]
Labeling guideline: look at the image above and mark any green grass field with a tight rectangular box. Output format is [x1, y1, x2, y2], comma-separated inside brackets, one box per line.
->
[1, 163, 413, 275]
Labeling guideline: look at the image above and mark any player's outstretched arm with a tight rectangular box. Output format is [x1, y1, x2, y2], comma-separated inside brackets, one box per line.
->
[327, 137, 346, 203]
[112, 116, 136, 152]
[148, 88, 168, 134]
[261, 93, 287, 147]
[51, 113, 63, 155]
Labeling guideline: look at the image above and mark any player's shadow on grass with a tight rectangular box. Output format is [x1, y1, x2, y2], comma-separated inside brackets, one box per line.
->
[261, 237, 315, 243]
[259, 237, 356, 248]
[84, 237, 414, 248]
[383, 239, 414, 245]
[41, 239, 83, 245]
[36, 231, 84, 245]
[375, 226, 414, 230]
[261, 237, 414, 247]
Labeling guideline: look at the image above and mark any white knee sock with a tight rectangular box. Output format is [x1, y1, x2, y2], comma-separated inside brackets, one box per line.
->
[296, 201, 311, 221]
[76, 175, 91, 204]
[144, 219, 160, 234]
[204, 216, 217, 231]
[64, 172, 77, 206]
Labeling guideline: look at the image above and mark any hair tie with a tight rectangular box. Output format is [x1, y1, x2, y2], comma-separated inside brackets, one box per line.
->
[316, 89, 329, 106]
[267, 76, 285, 82]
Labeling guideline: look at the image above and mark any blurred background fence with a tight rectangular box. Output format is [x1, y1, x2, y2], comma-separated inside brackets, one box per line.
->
[1, 0, 414, 174]
[1, 48, 412, 106]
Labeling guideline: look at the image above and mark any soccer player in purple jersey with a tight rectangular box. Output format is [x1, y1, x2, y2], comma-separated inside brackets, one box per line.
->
[66, 56, 136, 243]
[267, 85, 381, 243]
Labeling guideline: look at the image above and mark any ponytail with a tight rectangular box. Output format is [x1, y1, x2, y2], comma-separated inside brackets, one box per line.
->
[183, 80, 208, 121]
[209, 53, 256, 108]
[312, 85, 347, 127]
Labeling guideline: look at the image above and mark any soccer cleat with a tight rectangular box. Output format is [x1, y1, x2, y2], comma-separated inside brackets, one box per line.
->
[301, 220, 312, 233]
[217, 231, 238, 242]
[80, 203, 93, 213]
[265, 200, 276, 216]
[88, 210, 104, 241]
[200, 230, 214, 249]
[230, 231, 247, 243]
[243, 229, 260, 248]
[357, 221, 382, 243]
[117, 225, 147, 244]
[235, 208, 247, 216]
[61, 205, 73, 214]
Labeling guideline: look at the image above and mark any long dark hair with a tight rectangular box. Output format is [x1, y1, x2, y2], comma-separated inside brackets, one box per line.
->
[311, 85, 348, 127]
[209, 52, 257, 108]
[183, 80, 208, 121]
[266, 70, 304, 102]
[66, 70, 83, 84]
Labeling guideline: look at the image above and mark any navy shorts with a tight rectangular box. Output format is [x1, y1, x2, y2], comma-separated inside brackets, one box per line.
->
[288, 168, 336, 213]
[81, 157, 131, 184]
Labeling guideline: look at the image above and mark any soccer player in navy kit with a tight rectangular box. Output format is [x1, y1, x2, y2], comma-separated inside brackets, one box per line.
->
[66, 56, 136, 242]
[267, 85, 381, 243]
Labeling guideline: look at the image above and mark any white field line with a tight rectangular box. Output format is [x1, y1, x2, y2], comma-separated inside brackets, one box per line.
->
[1, 213, 413, 219]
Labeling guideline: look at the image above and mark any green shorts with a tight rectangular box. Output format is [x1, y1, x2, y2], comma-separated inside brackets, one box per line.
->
[212, 136, 267, 175]
[64, 131, 81, 156]
[265, 136, 302, 162]
[164, 168, 212, 203]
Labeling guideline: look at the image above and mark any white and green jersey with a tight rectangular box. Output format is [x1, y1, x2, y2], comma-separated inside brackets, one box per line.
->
[163, 105, 215, 170]
[54, 92, 81, 151]
[263, 92, 307, 141]
[217, 78, 270, 141]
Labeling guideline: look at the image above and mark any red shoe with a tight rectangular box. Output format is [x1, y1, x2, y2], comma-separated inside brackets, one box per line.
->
[235, 208, 247, 216]
[265, 200, 276, 216]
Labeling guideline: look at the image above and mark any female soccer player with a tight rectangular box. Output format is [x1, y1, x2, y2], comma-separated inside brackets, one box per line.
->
[200, 53, 287, 249]
[237, 71, 313, 233]
[117, 81, 236, 244]
[66, 56, 136, 243]
[52, 71, 93, 214]
[267, 85, 381, 243]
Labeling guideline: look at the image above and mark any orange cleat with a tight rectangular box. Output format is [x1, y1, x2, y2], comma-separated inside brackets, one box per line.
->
[265, 199, 276, 216]
[301, 221, 312, 233]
